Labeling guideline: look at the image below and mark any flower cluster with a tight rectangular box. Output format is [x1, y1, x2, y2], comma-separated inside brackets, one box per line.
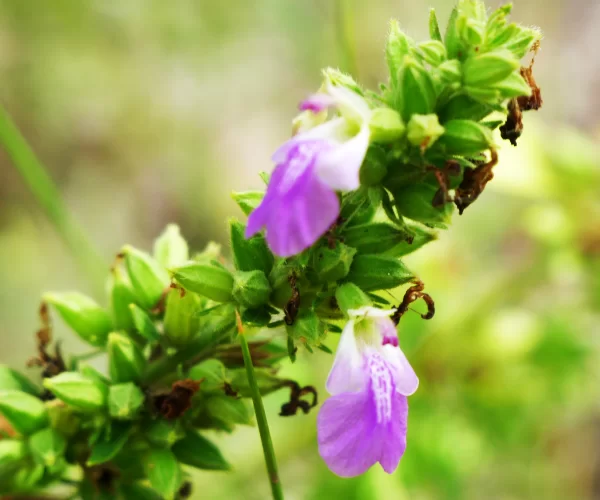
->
[0, 0, 542, 497]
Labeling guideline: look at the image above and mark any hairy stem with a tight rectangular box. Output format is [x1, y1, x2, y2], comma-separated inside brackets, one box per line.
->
[239, 327, 283, 500]
[0, 104, 105, 292]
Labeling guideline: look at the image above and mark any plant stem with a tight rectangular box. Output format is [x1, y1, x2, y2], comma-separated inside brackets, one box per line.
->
[239, 330, 283, 500]
[335, 0, 358, 77]
[0, 104, 106, 292]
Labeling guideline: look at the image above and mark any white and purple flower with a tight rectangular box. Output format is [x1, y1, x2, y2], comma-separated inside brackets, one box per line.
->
[317, 307, 418, 477]
[245, 84, 372, 258]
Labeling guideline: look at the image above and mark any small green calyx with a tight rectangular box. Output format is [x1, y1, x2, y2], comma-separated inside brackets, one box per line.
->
[313, 243, 357, 283]
[29, 427, 67, 467]
[369, 107, 405, 143]
[121, 245, 170, 310]
[335, 283, 372, 317]
[407, 114, 445, 150]
[108, 382, 145, 420]
[153, 224, 189, 269]
[232, 270, 272, 308]
[43, 372, 108, 411]
[0, 390, 49, 435]
[170, 261, 234, 303]
[108, 332, 146, 384]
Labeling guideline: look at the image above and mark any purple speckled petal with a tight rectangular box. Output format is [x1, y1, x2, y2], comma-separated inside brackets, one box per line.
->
[318, 352, 408, 477]
[299, 93, 336, 113]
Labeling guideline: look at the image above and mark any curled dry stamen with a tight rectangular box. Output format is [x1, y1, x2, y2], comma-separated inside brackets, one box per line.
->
[392, 280, 436, 325]
[279, 381, 318, 417]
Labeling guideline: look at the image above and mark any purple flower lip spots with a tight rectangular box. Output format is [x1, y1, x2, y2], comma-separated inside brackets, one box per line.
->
[317, 308, 418, 477]
[299, 93, 336, 113]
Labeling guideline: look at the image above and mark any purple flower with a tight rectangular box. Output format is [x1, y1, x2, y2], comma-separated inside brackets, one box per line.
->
[317, 307, 418, 477]
[245, 85, 371, 258]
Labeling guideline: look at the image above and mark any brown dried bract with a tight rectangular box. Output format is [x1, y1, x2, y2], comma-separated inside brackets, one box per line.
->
[454, 149, 498, 215]
[279, 381, 318, 417]
[154, 379, 202, 419]
[284, 273, 300, 326]
[500, 98, 524, 146]
[392, 280, 436, 325]
[429, 160, 461, 207]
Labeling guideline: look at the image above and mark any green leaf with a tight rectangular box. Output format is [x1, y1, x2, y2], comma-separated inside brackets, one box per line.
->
[0, 390, 48, 435]
[345, 254, 414, 291]
[108, 332, 145, 383]
[87, 421, 133, 466]
[129, 303, 161, 342]
[392, 182, 454, 228]
[0, 439, 27, 487]
[231, 190, 264, 216]
[144, 419, 185, 448]
[229, 368, 285, 398]
[206, 396, 254, 426]
[437, 119, 494, 156]
[122, 245, 170, 310]
[444, 7, 463, 59]
[188, 359, 228, 393]
[463, 50, 520, 87]
[286, 309, 326, 348]
[429, 8, 442, 41]
[172, 430, 231, 471]
[108, 383, 145, 420]
[492, 71, 533, 99]
[229, 218, 274, 275]
[418, 40, 446, 66]
[120, 484, 163, 500]
[398, 56, 437, 120]
[382, 223, 438, 257]
[340, 187, 382, 226]
[312, 242, 356, 282]
[342, 222, 411, 255]
[43, 372, 108, 411]
[0, 365, 40, 395]
[28, 427, 66, 467]
[144, 448, 183, 500]
[43, 292, 112, 347]
[335, 283, 372, 316]
[232, 270, 272, 308]
[153, 224, 189, 269]
[170, 261, 234, 302]
[438, 94, 493, 123]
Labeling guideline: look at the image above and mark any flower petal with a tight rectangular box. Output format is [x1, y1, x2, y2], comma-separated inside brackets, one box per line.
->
[326, 320, 366, 395]
[299, 93, 336, 113]
[314, 124, 370, 192]
[325, 83, 371, 122]
[381, 344, 419, 396]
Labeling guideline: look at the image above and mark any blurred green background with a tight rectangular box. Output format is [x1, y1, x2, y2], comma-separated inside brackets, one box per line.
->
[1, 0, 599, 498]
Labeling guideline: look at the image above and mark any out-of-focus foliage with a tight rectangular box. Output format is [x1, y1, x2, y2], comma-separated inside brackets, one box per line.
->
[1, 0, 599, 499]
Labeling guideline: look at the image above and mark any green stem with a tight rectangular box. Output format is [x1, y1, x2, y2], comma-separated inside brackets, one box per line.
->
[0, 104, 106, 292]
[239, 332, 283, 500]
[335, 0, 358, 77]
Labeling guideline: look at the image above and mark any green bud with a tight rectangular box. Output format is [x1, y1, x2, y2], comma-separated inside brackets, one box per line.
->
[444, 7, 464, 60]
[369, 108, 405, 143]
[464, 86, 501, 103]
[172, 430, 231, 471]
[406, 114, 445, 150]
[0, 439, 27, 483]
[108, 383, 145, 420]
[345, 254, 414, 292]
[87, 421, 132, 466]
[418, 40, 446, 66]
[79, 363, 110, 385]
[335, 283, 372, 316]
[286, 309, 326, 347]
[170, 261, 234, 302]
[108, 332, 145, 383]
[229, 219, 274, 275]
[195, 241, 223, 261]
[107, 271, 137, 331]
[44, 292, 112, 347]
[231, 190, 264, 216]
[438, 94, 492, 122]
[492, 71, 533, 99]
[463, 50, 520, 87]
[398, 56, 436, 120]
[340, 186, 382, 225]
[163, 289, 204, 346]
[0, 365, 39, 395]
[192, 303, 237, 350]
[312, 243, 356, 282]
[129, 303, 161, 343]
[386, 20, 413, 87]
[206, 396, 254, 426]
[438, 119, 494, 156]
[429, 8, 442, 41]
[436, 60, 462, 83]
[144, 448, 182, 500]
[383, 224, 437, 257]
[144, 419, 185, 448]
[46, 399, 80, 438]
[153, 224, 189, 269]
[122, 245, 170, 310]
[43, 372, 108, 411]
[229, 368, 284, 397]
[504, 27, 542, 58]
[457, 15, 484, 45]
[343, 222, 412, 255]
[11, 462, 46, 492]
[188, 359, 228, 393]
[323, 67, 363, 96]
[392, 182, 454, 228]
[29, 427, 66, 467]
[0, 390, 48, 435]
[359, 147, 388, 186]
[232, 270, 271, 308]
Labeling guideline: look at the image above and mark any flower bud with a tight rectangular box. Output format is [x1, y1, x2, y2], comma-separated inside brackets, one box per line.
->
[457, 16, 484, 45]
[188, 359, 228, 394]
[0, 439, 27, 485]
[342, 222, 412, 255]
[163, 289, 203, 346]
[129, 303, 161, 343]
[0, 365, 39, 395]
[108, 383, 145, 420]
[436, 60, 461, 83]
[429, 8, 442, 41]
[232, 270, 271, 308]
[193, 303, 237, 350]
[43, 292, 113, 347]
[444, 7, 464, 59]
[463, 50, 520, 87]
[43, 372, 108, 411]
[144, 419, 185, 448]
[29, 427, 66, 467]
[313, 243, 356, 283]
[229, 219, 274, 275]
[407, 114, 445, 150]
[172, 430, 231, 471]
[418, 40, 446, 66]
[392, 182, 454, 227]
[369, 108, 405, 143]
[46, 399, 80, 438]
[493, 72, 533, 99]
[107, 271, 137, 331]
[108, 332, 146, 383]
[79, 363, 110, 385]
[144, 448, 183, 500]
[231, 190, 264, 216]
[0, 390, 48, 435]
[439, 94, 492, 122]
[438, 119, 494, 156]
[122, 245, 170, 310]
[153, 224, 189, 269]
[286, 309, 326, 347]
[386, 20, 413, 87]
[170, 262, 234, 303]
[335, 283, 372, 316]
[398, 56, 436, 120]
[504, 27, 542, 58]
[345, 254, 414, 292]
[206, 396, 254, 426]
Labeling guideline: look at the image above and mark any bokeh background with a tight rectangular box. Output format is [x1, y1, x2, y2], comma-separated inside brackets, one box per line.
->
[1, 0, 599, 498]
